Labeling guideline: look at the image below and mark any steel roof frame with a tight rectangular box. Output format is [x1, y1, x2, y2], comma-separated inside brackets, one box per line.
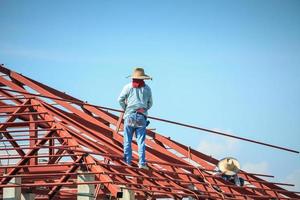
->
[0, 65, 299, 199]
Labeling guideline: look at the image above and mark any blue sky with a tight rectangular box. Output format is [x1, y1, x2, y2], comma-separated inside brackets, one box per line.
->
[1, 0, 300, 190]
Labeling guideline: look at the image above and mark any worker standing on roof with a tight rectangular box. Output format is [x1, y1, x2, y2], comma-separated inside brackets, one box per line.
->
[118, 67, 153, 170]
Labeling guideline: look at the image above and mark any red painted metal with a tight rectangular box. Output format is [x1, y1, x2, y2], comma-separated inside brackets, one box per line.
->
[1, 86, 298, 154]
[0, 65, 299, 199]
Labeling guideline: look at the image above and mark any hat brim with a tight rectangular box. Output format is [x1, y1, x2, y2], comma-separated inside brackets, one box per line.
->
[129, 75, 152, 80]
[218, 157, 240, 176]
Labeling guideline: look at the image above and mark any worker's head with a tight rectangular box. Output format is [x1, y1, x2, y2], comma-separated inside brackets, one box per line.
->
[129, 67, 152, 80]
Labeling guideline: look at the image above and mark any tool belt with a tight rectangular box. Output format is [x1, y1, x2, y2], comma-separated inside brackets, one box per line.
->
[135, 109, 150, 127]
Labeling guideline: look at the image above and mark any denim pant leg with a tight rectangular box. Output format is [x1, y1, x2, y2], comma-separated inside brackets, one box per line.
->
[123, 120, 134, 164]
[135, 117, 147, 166]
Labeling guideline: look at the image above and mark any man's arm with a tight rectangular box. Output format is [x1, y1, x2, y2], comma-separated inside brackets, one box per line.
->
[147, 87, 153, 110]
[118, 85, 129, 110]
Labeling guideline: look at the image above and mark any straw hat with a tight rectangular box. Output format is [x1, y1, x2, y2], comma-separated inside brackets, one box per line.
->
[217, 157, 241, 176]
[128, 67, 152, 80]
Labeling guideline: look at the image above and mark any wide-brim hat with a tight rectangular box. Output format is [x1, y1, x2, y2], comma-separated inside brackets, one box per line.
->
[217, 157, 241, 176]
[128, 67, 152, 80]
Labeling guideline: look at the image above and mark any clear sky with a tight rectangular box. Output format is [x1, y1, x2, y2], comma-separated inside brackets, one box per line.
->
[1, 0, 300, 191]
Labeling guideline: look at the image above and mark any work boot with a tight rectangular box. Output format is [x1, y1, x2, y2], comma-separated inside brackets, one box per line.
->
[138, 164, 149, 170]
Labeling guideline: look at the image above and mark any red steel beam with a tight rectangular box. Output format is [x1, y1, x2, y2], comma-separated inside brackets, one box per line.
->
[0, 128, 55, 185]
[0, 65, 299, 199]
[0, 87, 298, 154]
[31, 99, 121, 196]
[48, 155, 86, 199]
[0, 100, 32, 157]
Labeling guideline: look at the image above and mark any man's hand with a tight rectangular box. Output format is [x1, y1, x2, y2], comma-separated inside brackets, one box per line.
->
[137, 108, 145, 113]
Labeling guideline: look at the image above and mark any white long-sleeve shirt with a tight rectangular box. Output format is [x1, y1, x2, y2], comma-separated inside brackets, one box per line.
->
[118, 83, 153, 119]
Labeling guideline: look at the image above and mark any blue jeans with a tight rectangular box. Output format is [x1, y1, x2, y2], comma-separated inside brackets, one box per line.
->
[123, 112, 147, 166]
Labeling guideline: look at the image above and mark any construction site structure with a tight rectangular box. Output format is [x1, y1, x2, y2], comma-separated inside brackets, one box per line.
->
[0, 65, 299, 199]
